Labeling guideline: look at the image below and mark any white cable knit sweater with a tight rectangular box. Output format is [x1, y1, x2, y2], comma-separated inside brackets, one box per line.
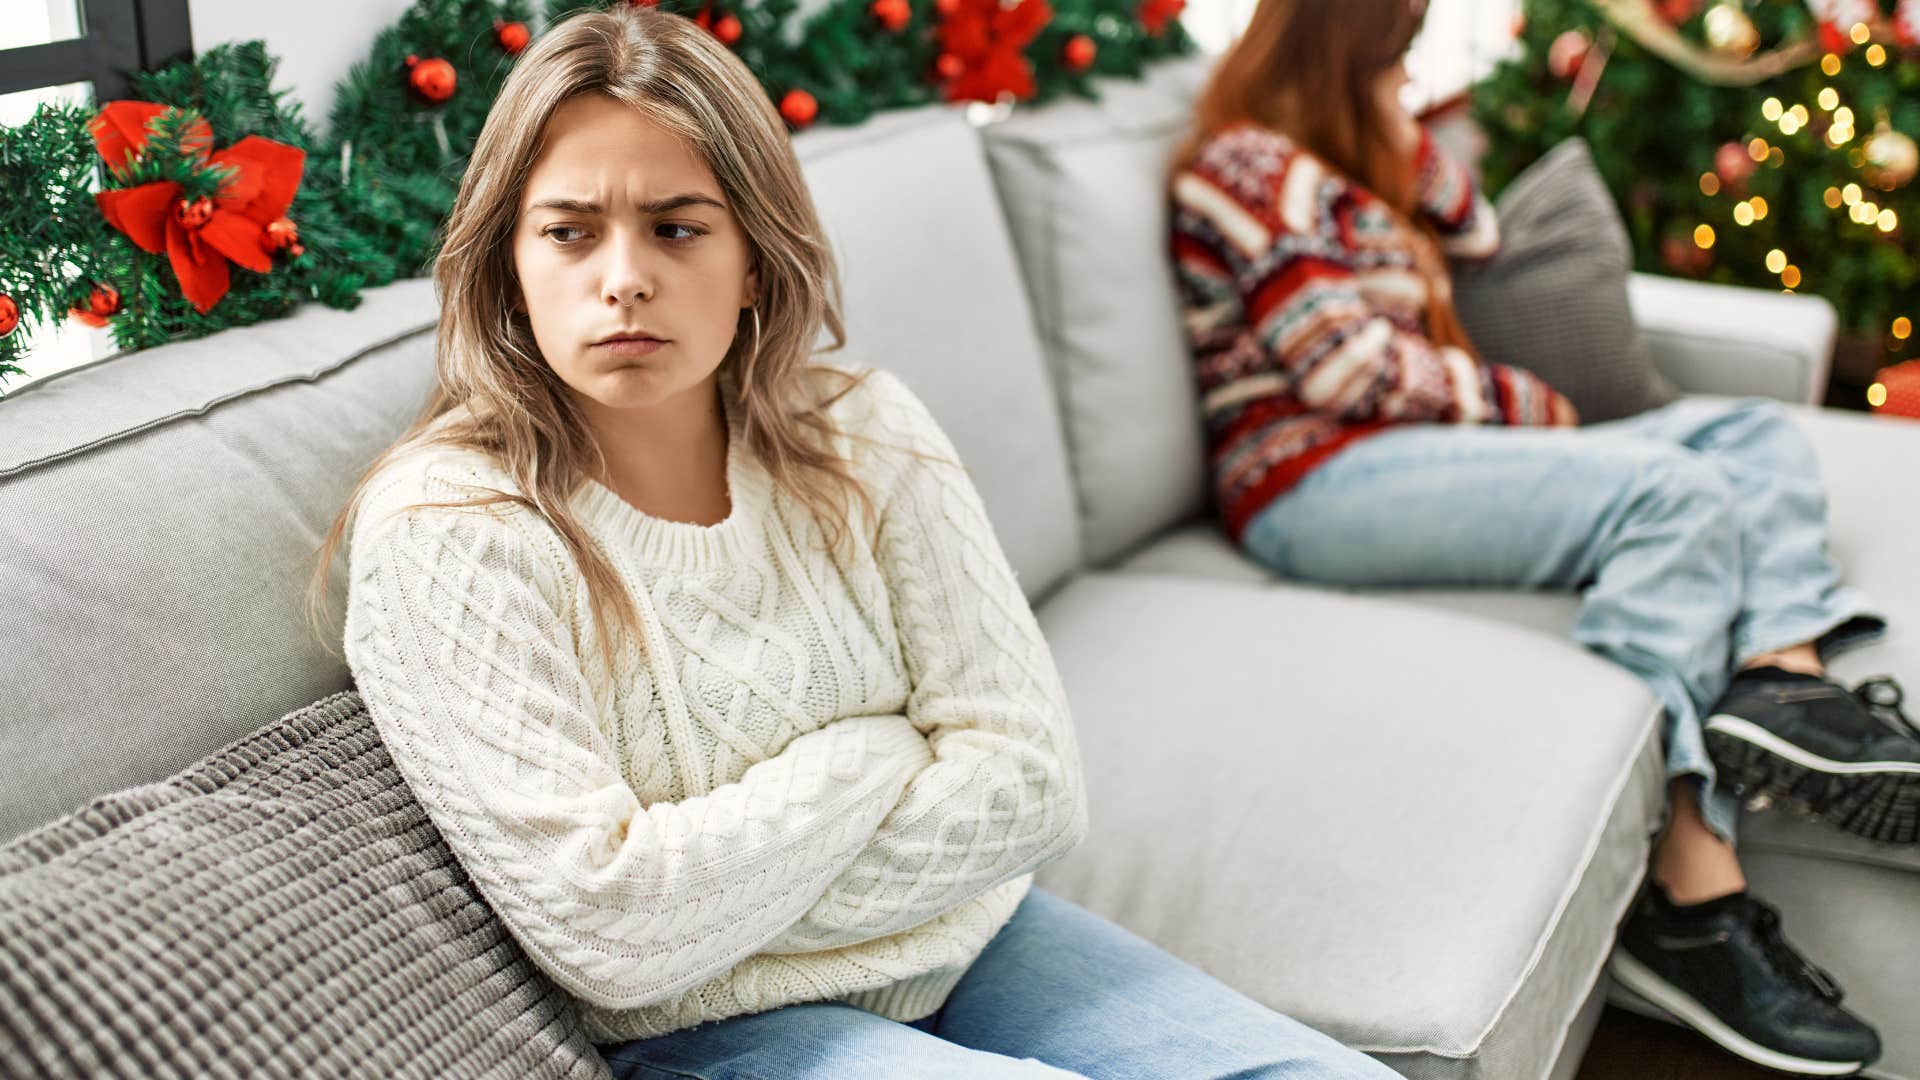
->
[342, 363, 1088, 1043]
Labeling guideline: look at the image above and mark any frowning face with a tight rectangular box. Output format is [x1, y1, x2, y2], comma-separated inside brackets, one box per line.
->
[512, 93, 758, 416]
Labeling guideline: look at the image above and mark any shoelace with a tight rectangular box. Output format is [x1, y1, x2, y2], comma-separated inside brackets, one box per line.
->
[1854, 676, 1918, 741]
[1752, 901, 1845, 1004]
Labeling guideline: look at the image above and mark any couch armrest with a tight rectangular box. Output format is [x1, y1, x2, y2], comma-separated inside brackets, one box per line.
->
[1627, 273, 1836, 405]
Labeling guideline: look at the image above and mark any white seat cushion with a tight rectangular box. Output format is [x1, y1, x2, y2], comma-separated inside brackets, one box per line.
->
[1031, 572, 1664, 1080]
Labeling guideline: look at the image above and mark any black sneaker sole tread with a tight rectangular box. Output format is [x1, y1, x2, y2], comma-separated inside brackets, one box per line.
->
[1707, 726, 1920, 845]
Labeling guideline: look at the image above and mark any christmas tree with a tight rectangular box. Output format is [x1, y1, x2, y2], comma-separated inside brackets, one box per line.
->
[1473, 0, 1919, 400]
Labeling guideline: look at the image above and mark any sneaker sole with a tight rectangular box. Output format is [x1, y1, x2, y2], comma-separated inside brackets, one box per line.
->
[1608, 950, 1868, 1076]
[1704, 715, 1920, 845]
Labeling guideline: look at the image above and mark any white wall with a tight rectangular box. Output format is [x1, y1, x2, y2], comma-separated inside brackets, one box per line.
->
[187, 0, 415, 125]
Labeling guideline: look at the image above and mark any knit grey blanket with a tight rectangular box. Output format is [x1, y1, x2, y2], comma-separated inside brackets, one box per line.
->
[0, 690, 611, 1080]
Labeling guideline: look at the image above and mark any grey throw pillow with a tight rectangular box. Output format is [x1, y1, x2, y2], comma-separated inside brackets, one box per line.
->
[1450, 137, 1679, 423]
[0, 691, 611, 1080]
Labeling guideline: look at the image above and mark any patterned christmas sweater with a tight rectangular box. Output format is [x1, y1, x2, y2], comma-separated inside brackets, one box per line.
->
[343, 363, 1087, 1041]
[1169, 122, 1571, 543]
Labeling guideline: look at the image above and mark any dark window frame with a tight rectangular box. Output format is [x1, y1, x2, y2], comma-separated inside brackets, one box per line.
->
[0, 0, 192, 101]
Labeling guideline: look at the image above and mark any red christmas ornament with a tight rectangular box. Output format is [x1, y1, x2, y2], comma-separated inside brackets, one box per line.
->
[495, 20, 531, 54]
[1548, 29, 1592, 80]
[1714, 140, 1756, 192]
[88, 101, 307, 314]
[1655, 0, 1699, 23]
[780, 89, 819, 128]
[935, 0, 961, 16]
[405, 55, 457, 104]
[714, 13, 743, 44]
[174, 195, 214, 230]
[1871, 360, 1920, 419]
[69, 282, 121, 328]
[1137, 0, 1183, 36]
[1659, 234, 1712, 277]
[629, 0, 660, 7]
[1818, 20, 1850, 54]
[1063, 34, 1096, 71]
[0, 294, 18, 337]
[872, 0, 911, 32]
[264, 216, 304, 257]
[934, 0, 1053, 102]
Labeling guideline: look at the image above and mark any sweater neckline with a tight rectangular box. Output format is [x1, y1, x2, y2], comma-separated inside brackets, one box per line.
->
[571, 365, 768, 571]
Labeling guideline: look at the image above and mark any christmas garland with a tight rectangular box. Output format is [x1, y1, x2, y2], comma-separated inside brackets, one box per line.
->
[0, 0, 1191, 390]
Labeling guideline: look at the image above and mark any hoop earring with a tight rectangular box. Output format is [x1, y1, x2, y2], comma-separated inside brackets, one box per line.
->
[747, 305, 762, 365]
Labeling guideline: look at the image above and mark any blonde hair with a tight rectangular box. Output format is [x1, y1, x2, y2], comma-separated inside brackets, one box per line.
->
[307, 5, 884, 676]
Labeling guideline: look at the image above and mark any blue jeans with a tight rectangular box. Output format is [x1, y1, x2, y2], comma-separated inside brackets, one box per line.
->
[597, 888, 1395, 1079]
[1242, 398, 1884, 842]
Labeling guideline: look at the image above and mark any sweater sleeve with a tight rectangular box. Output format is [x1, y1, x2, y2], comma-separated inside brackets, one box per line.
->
[1413, 125, 1501, 259]
[1173, 155, 1570, 428]
[759, 371, 1089, 954]
[342, 473, 937, 1010]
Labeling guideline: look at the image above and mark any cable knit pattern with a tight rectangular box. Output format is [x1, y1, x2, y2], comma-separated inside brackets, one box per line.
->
[342, 363, 1086, 1042]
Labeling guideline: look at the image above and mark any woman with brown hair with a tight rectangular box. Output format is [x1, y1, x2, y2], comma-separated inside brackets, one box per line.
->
[1170, 0, 1911, 1073]
[313, 6, 1395, 1077]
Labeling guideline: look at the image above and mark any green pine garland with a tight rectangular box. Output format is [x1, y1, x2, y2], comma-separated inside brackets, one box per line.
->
[1474, 0, 1919, 371]
[0, 0, 1190, 391]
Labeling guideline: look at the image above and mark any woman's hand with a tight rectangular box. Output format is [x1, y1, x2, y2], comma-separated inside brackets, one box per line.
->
[1550, 391, 1581, 428]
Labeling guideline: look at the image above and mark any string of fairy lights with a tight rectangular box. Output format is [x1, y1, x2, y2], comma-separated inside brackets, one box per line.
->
[1686, 18, 1914, 404]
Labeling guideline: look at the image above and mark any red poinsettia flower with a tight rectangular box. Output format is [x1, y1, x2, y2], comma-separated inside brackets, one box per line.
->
[935, 0, 1053, 103]
[88, 101, 305, 314]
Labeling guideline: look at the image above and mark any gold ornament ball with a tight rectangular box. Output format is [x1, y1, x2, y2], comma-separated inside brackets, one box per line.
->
[1863, 122, 1918, 191]
[1704, 1, 1759, 58]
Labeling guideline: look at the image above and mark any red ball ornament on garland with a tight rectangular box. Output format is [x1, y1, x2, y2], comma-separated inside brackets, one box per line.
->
[405, 55, 458, 104]
[1064, 34, 1096, 71]
[174, 195, 215, 230]
[0, 294, 18, 337]
[495, 20, 531, 55]
[872, 0, 911, 32]
[69, 282, 121, 328]
[780, 89, 819, 129]
[265, 216, 304, 257]
[1870, 360, 1920, 419]
[1655, 0, 1699, 24]
[1548, 29, 1592, 80]
[935, 52, 965, 80]
[1137, 0, 1183, 35]
[935, 0, 961, 17]
[1659, 233, 1712, 277]
[714, 13, 743, 44]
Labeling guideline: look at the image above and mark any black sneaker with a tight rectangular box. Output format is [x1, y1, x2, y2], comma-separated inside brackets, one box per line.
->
[1704, 667, 1920, 844]
[1609, 887, 1881, 1076]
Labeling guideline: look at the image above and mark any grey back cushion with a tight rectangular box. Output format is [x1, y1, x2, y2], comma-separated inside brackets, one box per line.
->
[981, 57, 1215, 566]
[1451, 137, 1679, 423]
[0, 691, 610, 1080]
[794, 106, 1082, 598]
[0, 279, 441, 843]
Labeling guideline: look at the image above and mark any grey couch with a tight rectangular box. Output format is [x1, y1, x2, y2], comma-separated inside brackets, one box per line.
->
[4, 57, 1915, 1080]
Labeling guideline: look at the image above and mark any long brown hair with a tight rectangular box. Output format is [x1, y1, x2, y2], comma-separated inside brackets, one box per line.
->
[1176, 0, 1480, 354]
[306, 6, 884, 676]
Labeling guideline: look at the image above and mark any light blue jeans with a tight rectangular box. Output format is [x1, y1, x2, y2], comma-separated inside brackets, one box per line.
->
[597, 888, 1396, 1079]
[1242, 398, 1884, 842]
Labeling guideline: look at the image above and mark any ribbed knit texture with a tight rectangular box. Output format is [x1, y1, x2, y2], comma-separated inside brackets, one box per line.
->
[0, 691, 611, 1080]
[1169, 122, 1573, 542]
[342, 363, 1088, 1043]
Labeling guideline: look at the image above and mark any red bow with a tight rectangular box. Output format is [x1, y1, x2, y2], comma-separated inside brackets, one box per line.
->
[89, 101, 306, 314]
[936, 0, 1053, 103]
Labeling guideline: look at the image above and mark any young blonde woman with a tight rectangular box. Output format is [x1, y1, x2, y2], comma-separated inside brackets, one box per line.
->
[314, 8, 1395, 1078]
[1168, 0, 1915, 1074]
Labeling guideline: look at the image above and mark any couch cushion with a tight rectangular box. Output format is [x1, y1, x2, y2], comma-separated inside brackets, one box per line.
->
[795, 106, 1082, 599]
[0, 279, 440, 843]
[0, 691, 609, 1080]
[1452, 139, 1678, 423]
[981, 58, 1214, 566]
[1031, 572, 1664, 1080]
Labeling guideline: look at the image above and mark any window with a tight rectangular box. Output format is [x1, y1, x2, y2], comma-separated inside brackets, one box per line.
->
[1180, 0, 1524, 113]
[1, 0, 193, 389]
